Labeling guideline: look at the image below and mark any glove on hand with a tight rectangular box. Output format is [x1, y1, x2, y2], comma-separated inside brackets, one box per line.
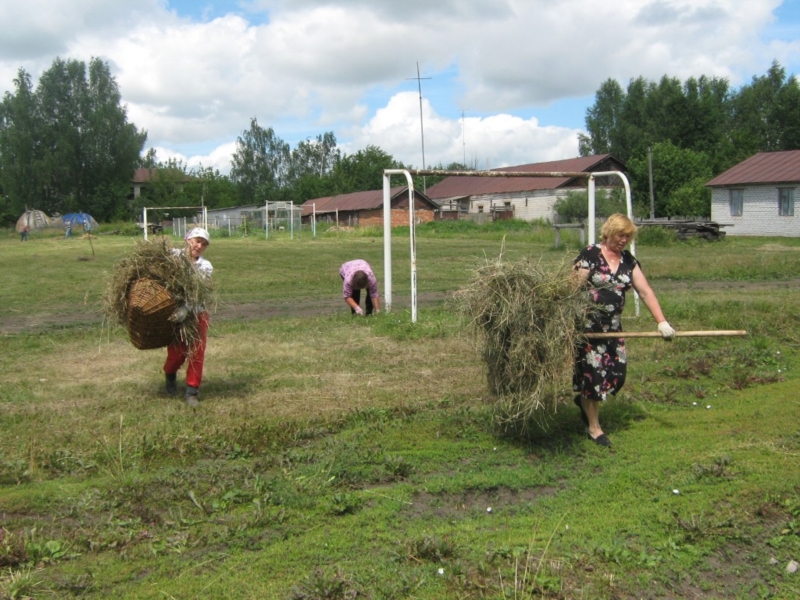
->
[170, 305, 189, 323]
[354, 306, 364, 316]
[657, 320, 675, 339]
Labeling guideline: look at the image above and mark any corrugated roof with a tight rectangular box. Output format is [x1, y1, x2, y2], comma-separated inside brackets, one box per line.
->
[300, 186, 435, 216]
[706, 150, 800, 187]
[424, 154, 621, 199]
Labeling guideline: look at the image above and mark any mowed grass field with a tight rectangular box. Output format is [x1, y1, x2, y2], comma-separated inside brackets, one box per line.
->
[1, 225, 800, 599]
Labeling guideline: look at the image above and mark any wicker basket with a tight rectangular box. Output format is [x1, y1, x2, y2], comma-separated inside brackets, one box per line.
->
[127, 278, 178, 349]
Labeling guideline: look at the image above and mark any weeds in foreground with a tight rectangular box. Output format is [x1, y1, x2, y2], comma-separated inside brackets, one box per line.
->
[0, 567, 42, 600]
[288, 567, 361, 600]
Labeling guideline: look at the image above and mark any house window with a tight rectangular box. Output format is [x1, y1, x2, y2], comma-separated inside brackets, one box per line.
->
[729, 189, 743, 216]
[504, 202, 512, 210]
[779, 188, 795, 216]
[478, 205, 484, 213]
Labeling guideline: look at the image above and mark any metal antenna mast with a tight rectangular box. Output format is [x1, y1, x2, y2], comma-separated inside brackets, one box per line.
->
[460, 109, 471, 166]
[407, 62, 431, 191]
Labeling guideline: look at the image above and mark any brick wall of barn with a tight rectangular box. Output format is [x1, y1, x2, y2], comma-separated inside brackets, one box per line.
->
[711, 185, 799, 237]
[358, 208, 435, 227]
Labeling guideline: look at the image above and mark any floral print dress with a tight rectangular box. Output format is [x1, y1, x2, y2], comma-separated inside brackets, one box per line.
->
[572, 244, 639, 402]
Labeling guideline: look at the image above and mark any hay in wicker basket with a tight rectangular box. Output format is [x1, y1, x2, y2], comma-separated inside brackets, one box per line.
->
[103, 236, 215, 350]
[455, 254, 594, 429]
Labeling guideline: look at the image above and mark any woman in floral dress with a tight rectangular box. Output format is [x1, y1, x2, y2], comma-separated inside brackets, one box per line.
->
[573, 214, 675, 446]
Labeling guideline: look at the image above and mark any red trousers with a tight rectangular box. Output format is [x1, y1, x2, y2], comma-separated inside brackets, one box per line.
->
[163, 312, 209, 388]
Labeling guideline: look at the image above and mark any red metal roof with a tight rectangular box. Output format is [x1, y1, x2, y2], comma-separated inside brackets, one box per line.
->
[706, 150, 800, 187]
[300, 186, 436, 216]
[424, 154, 622, 199]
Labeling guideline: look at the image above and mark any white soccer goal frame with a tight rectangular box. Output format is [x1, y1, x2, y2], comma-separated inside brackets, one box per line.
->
[142, 206, 208, 240]
[382, 168, 636, 323]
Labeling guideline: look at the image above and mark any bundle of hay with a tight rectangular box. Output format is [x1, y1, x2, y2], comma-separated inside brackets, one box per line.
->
[103, 237, 215, 350]
[456, 255, 594, 428]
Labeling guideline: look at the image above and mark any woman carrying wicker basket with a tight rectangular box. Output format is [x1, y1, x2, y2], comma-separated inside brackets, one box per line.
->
[164, 227, 213, 406]
[573, 214, 675, 447]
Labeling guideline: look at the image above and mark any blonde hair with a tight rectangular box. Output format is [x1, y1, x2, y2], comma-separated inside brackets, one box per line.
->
[601, 213, 637, 242]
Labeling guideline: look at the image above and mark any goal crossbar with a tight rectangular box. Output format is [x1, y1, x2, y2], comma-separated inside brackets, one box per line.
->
[382, 168, 636, 323]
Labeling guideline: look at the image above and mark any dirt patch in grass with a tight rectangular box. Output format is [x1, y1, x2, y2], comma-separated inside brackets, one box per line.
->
[0, 292, 452, 334]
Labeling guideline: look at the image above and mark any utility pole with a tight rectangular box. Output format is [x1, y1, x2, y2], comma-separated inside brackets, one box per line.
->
[407, 62, 431, 191]
[460, 109, 469, 166]
[648, 147, 655, 219]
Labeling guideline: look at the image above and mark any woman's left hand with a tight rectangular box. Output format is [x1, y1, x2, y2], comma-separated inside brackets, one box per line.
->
[657, 321, 675, 339]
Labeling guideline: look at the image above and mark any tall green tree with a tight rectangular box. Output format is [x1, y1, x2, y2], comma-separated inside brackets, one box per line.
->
[627, 142, 712, 217]
[0, 69, 40, 223]
[578, 79, 626, 157]
[229, 118, 290, 204]
[729, 61, 800, 163]
[0, 57, 146, 221]
[285, 132, 340, 203]
[330, 145, 403, 194]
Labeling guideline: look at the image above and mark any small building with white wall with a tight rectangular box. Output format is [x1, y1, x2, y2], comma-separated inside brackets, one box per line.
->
[707, 150, 800, 237]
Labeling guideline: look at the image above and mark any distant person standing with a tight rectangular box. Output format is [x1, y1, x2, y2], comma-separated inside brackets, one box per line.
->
[65, 222, 72, 238]
[340, 259, 380, 316]
[20, 225, 29, 241]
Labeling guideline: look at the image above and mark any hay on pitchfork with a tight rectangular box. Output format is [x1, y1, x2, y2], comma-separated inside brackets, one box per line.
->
[103, 236, 215, 351]
[455, 255, 594, 429]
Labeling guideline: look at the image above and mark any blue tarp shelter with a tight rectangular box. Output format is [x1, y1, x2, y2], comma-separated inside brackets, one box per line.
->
[61, 212, 98, 230]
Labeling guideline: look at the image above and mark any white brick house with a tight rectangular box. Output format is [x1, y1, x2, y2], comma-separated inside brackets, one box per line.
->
[707, 150, 800, 237]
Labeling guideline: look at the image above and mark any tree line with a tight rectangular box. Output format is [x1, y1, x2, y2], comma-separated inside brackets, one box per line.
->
[578, 61, 800, 217]
[2, 56, 796, 225]
[0, 56, 458, 225]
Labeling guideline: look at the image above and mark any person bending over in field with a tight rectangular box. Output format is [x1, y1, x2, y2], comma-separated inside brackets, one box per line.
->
[164, 227, 213, 406]
[572, 213, 675, 447]
[340, 259, 380, 316]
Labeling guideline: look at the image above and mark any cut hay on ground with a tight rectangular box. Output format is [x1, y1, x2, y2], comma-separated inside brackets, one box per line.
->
[103, 236, 215, 350]
[456, 255, 592, 428]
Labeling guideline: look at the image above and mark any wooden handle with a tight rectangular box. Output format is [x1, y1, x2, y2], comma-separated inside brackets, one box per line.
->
[586, 330, 747, 339]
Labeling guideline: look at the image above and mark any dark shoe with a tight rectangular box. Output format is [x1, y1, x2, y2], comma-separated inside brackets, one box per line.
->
[589, 433, 612, 447]
[573, 395, 588, 426]
[165, 373, 178, 396]
[185, 386, 200, 407]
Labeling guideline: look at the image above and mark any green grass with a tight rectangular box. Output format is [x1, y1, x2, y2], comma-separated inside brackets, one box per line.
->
[1, 225, 799, 599]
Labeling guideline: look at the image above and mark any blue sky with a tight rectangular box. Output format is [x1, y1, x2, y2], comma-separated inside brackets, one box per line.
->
[0, 0, 798, 173]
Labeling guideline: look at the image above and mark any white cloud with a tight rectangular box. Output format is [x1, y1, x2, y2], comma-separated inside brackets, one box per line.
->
[148, 141, 238, 174]
[345, 92, 581, 170]
[0, 0, 796, 178]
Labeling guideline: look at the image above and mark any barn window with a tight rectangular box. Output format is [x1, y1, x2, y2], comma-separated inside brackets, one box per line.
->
[729, 189, 743, 216]
[779, 188, 795, 217]
[478, 205, 484, 213]
[504, 202, 512, 209]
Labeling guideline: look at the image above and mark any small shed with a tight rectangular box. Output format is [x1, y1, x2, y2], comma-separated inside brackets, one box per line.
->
[300, 186, 437, 227]
[16, 209, 52, 232]
[707, 150, 800, 237]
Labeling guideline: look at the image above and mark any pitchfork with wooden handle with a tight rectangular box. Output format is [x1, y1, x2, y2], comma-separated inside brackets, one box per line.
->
[586, 330, 747, 339]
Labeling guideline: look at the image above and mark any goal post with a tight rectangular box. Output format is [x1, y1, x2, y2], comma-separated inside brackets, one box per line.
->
[381, 168, 635, 323]
[143, 206, 207, 241]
